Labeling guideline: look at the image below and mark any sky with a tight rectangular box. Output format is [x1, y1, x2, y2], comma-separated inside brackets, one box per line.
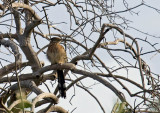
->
[0, 0, 160, 113]
[37, 1, 160, 112]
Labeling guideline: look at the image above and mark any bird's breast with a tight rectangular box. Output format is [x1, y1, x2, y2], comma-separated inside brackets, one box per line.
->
[47, 43, 67, 64]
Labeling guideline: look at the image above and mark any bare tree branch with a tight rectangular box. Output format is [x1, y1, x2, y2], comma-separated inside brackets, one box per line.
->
[31, 93, 58, 112]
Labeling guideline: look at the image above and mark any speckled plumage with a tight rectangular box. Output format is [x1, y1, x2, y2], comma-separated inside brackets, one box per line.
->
[47, 42, 67, 64]
[47, 37, 67, 98]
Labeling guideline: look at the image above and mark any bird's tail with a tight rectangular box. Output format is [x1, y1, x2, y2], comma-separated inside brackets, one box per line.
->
[57, 70, 66, 98]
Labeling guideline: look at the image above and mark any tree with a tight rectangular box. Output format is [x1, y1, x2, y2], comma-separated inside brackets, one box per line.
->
[0, 0, 160, 113]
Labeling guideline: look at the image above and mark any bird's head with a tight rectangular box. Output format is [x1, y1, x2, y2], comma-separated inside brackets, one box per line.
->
[50, 37, 62, 43]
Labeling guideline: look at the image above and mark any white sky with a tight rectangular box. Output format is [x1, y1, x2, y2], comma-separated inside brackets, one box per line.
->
[0, 0, 160, 113]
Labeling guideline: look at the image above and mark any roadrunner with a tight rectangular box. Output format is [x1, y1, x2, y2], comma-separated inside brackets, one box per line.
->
[47, 37, 67, 98]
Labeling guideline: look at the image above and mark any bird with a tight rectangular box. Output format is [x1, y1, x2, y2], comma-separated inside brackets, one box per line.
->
[47, 37, 67, 98]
